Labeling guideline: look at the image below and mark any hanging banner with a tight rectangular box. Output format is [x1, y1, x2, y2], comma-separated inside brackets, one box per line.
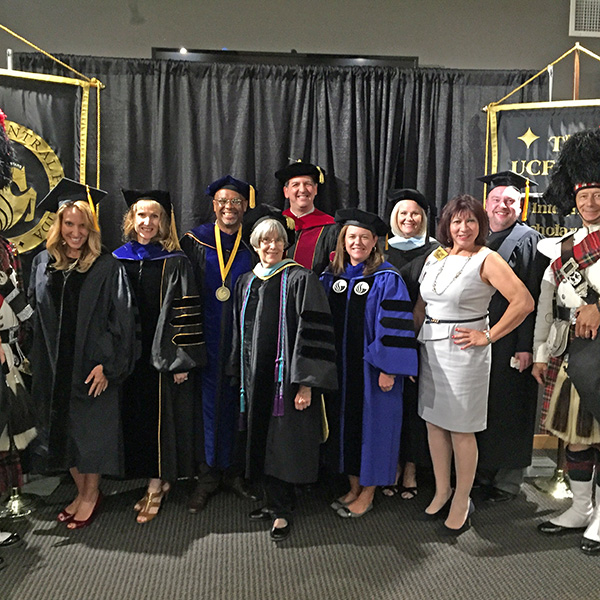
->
[0, 69, 92, 253]
[486, 100, 600, 237]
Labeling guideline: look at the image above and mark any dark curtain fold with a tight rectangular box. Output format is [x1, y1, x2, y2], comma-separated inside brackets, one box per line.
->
[13, 53, 547, 249]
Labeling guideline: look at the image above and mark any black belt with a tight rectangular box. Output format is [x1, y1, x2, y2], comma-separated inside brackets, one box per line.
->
[553, 304, 571, 322]
[0, 329, 17, 344]
[425, 314, 488, 324]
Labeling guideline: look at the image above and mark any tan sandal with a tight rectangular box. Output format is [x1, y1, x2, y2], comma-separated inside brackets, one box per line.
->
[134, 493, 150, 512]
[135, 482, 171, 522]
[134, 481, 171, 512]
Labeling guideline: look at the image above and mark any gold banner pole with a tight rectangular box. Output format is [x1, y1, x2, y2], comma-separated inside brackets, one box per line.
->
[573, 46, 580, 100]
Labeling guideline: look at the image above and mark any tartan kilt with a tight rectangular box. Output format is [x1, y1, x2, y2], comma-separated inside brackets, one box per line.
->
[540, 354, 561, 428]
[542, 352, 600, 445]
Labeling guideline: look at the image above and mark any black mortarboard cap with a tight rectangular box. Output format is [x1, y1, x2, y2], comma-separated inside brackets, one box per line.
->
[243, 204, 296, 246]
[335, 208, 389, 237]
[478, 171, 537, 221]
[275, 161, 325, 185]
[121, 189, 172, 216]
[205, 175, 255, 208]
[477, 171, 537, 191]
[37, 177, 107, 214]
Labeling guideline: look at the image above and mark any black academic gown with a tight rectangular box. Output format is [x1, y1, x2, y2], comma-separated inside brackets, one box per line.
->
[231, 263, 338, 484]
[386, 239, 441, 305]
[115, 242, 205, 481]
[29, 251, 138, 476]
[476, 222, 548, 469]
[386, 239, 440, 467]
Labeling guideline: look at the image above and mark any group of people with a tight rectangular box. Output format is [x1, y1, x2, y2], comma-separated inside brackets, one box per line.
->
[1, 109, 600, 552]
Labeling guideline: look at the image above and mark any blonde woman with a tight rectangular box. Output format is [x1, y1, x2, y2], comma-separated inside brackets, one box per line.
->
[114, 189, 203, 524]
[30, 179, 137, 529]
[384, 189, 440, 500]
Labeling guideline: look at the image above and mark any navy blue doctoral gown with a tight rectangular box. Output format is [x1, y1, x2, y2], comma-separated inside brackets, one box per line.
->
[180, 223, 255, 469]
[321, 262, 418, 486]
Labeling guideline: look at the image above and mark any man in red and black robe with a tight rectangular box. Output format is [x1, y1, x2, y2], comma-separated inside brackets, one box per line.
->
[276, 161, 338, 276]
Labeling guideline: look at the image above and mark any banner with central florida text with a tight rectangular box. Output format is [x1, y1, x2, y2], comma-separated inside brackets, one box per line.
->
[486, 100, 600, 237]
[0, 68, 95, 257]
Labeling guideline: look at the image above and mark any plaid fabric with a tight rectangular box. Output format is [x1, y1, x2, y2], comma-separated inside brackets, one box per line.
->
[540, 354, 562, 433]
[540, 323, 576, 434]
[550, 229, 600, 285]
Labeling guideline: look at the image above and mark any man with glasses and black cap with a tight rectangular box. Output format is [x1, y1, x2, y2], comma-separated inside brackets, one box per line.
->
[475, 171, 547, 502]
[180, 175, 257, 513]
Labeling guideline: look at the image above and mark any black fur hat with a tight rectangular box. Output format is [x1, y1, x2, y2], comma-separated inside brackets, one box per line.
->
[0, 109, 14, 189]
[544, 128, 600, 216]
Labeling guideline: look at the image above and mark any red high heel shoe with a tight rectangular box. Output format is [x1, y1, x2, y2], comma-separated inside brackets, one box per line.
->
[57, 508, 76, 523]
[67, 492, 103, 530]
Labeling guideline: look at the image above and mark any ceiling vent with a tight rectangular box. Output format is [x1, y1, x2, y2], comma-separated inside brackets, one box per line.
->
[570, 0, 600, 37]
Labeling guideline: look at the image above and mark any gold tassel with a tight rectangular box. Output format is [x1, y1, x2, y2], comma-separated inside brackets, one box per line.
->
[317, 166, 325, 184]
[249, 185, 256, 209]
[169, 207, 181, 250]
[522, 181, 529, 222]
[385, 234, 389, 251]
[86, 185, 100, 231]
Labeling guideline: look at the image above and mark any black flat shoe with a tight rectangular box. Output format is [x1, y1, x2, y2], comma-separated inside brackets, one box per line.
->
[580, 537, 600, 554]
[537, 521, 587, 535]
[249, 507, 272, 521]
[270, 522, 291, 541]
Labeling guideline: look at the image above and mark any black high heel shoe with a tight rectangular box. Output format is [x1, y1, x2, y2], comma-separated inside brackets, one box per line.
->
[440, 498, 474, 537]
[419, 491, 454, 521]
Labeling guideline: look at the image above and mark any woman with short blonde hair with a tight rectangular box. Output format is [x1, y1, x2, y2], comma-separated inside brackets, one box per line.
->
[114, 189, 202, 524]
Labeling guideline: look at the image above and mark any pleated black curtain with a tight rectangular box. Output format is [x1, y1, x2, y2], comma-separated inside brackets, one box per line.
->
[13, 53, 547, 249]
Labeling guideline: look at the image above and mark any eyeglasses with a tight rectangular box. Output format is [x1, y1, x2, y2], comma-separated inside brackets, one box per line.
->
[214, 197, 243, 207]
[259, 238, 285, 246]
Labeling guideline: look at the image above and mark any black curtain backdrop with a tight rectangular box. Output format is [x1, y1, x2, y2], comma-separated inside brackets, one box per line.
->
[13, 53, 547, 249]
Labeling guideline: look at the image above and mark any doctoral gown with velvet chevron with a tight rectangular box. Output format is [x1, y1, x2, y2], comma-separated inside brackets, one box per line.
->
[321, 261, 418, 486]
[114, 241, 204, 481]
[231, 263, 338, 484]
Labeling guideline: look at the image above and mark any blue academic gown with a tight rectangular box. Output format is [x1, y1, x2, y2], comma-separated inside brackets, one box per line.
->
[321, 261, 418, 486]
[180, 223, 255, 469]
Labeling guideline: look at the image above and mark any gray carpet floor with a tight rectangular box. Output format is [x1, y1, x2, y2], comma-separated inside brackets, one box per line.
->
[2, 475, 600, 600]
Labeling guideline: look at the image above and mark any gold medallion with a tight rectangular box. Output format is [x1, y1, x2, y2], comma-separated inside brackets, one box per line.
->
[215, 285, 231, 302]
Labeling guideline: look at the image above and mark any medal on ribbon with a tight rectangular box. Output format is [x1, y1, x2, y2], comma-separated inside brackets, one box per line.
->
[214, 224, 242, 302]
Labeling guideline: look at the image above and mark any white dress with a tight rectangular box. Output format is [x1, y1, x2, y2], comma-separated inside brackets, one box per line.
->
[418, 247, 495, 432]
